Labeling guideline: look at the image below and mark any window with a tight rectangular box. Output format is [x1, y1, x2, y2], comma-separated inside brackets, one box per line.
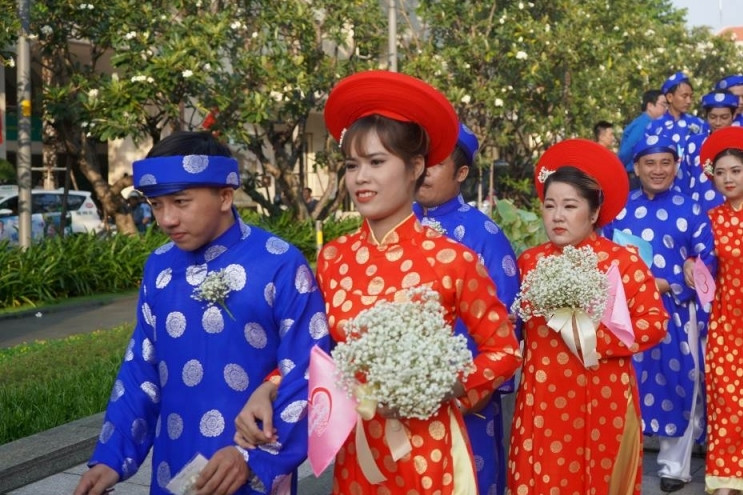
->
[32, 194, 62, 213]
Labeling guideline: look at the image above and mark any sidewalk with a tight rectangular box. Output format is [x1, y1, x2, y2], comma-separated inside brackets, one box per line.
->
[3, 432, 707, 494]
[0, 295, 709, 493]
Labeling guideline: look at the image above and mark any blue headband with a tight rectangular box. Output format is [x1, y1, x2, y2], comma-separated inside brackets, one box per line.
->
[132, 155, 240, 197]
[661, 71, 689, 94]
[715, 75, 743, 90]
[702, 91, 739, 109]
[632, 134, 678, 162]
[457, 123, 479, 165]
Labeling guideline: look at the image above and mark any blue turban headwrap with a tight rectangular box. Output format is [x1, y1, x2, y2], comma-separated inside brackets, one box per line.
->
[715, 75, 743, 90]
[702, 91, 739, 110]
[632, 133, 679, 163]
[457, 123, 480, 165]
[661, 71, 689, 94]
[132, 155, 240, 197]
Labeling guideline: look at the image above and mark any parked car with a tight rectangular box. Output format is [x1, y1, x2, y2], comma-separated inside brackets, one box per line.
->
[0, 188, 104, 238]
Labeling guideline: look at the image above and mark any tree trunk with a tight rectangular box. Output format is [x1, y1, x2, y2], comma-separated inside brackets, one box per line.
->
[77, 134, 137, 235]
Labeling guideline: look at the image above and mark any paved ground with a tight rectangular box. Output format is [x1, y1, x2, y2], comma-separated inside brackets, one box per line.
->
[1, 294, 709, 493]
[6, 450, 707, 494]
[0, 292, 138, 349]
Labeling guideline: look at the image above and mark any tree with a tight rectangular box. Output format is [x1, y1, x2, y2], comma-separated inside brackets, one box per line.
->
[196, 0, 386, 219]
[402, 0, 743, 205]
[1, 0, 385, 224]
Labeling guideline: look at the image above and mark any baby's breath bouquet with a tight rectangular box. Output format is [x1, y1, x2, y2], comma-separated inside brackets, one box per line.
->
[331, 286, 474, 421]
[511, 245, 609, 367]
[191, 268, 234, 320]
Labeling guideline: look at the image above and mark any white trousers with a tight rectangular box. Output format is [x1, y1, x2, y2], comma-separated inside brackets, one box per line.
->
[657, 303, 706, 481]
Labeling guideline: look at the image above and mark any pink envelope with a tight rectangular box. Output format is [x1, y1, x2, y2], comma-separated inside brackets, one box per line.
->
[308, 346, 358, 477]
[693, 257, 716, 307]
[601, 264, 635, 348]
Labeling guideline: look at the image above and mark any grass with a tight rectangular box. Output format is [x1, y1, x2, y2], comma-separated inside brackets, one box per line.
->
[0, 323, 134, 445]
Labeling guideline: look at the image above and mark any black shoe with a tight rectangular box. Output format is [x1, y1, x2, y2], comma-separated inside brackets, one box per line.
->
[660, 477, 686, 493]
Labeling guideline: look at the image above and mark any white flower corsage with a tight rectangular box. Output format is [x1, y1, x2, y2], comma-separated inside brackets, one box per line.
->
[191, 268, 235, 320]
[537, 167, 555, 184]
[421, 217, 446, 235]
[702, 159, 714, 177]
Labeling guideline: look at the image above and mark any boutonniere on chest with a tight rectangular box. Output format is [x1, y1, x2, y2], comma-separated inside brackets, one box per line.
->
[192, 268, 235, 320]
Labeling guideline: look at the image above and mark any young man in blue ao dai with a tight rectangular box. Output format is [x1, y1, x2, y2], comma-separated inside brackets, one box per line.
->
[715, 74, 743, 126]
[413, 122, 520, 495]
[73, 132, 330, 495]
[677, 90, 738, 213]
[603, 133, 716, 493]
[645, 71, 707, 161]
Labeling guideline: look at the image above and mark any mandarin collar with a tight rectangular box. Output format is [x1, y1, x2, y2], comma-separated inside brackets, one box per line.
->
[359, 213, 424, 247]
[182, 208, 247, 264]
[549, 231, 600, 254]
[413, 194, 467, 218]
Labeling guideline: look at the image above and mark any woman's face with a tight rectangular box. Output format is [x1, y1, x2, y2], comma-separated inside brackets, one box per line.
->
[344, 129, 424, 239]
[542, 181, 599, 248]
[713, 154, 743, 207]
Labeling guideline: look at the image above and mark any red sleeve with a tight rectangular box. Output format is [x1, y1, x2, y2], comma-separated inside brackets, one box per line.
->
[455, 250, 522, 410]
[596, 246, 668, 358]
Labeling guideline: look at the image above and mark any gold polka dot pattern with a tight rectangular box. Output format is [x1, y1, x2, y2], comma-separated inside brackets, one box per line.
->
[318, 215, 521, 494]
[507, 234, 667, 494]
[705, 204, 743, 487]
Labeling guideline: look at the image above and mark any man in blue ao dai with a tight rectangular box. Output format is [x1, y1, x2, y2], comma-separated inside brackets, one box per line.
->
[603, 133, 716, 493]
[676, 90, 738, 213]
[645, 71, 707, 162]
[414, 122, 520, 495]
[74, 132, 330, 495]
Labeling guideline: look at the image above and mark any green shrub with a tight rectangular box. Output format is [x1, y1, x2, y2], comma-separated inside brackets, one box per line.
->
[0, 231, 166, 309]
[491, 198, 546, 255]
[0, 324, 133, 444]
[240, 210, 361, 261]
[0, 213, 364, 310]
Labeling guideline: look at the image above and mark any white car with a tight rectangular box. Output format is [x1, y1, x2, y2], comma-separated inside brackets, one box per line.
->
[0, 188, 104, 240]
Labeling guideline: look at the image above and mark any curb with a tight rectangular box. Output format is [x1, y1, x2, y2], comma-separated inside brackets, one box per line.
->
[0, 413, 103, 493]
[0, 299, 113, 322]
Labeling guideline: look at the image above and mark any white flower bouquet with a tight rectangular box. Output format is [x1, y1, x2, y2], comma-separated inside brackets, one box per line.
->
[191, 268, 234, 320]
[331, 286, 474, 420]
[511, 245, 609, 367]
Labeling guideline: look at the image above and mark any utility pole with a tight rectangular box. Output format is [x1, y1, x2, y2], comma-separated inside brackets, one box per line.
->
[388, 0, 397, 72]
[17, 0, 32, 248]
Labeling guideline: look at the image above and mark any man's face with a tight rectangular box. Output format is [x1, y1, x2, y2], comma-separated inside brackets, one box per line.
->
[728, 84, 743, 116]
[707, 107, 734, 132]
[648, 97, 668, 119]
[597, 128, 615, 149]
[149, 187, 234, 251]
[415, 155, 468, 208]
[634, 152, 677, 197]
[667, 83, 693, 115]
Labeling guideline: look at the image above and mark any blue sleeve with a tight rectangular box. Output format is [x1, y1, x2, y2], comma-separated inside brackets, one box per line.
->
[690, 202, 717, 279]
[618, 118, 642, 169]
[669, 203, 716, 304]
[89, 281, 160, 480]
[461, 220, 520, 392]
[247, 252, 330, 491]
[482, 227, 520, 310]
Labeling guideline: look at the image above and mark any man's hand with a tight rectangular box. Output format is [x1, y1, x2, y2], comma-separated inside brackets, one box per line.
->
[655, 277, 671, 295]
[194, 446, 250, 495]
[683, 258, 696, 288]
[234, 381, 278, 449]
[73, 464, 119, 495]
